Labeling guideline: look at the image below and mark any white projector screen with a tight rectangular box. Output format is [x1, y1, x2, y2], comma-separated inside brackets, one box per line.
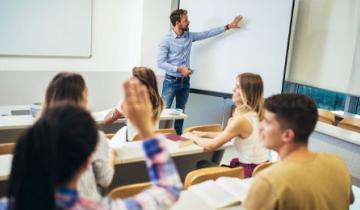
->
[180, 0, 294, 97]
[0, 0, 92, 57]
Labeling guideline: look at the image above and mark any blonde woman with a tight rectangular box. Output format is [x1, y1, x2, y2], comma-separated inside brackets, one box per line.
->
[183, 73, 269, 177]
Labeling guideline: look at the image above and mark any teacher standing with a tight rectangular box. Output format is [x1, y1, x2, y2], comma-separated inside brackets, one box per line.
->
[157, 9, 242, 135]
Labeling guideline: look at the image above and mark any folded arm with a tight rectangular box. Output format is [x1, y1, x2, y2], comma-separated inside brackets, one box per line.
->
[183, 116, 252, 151]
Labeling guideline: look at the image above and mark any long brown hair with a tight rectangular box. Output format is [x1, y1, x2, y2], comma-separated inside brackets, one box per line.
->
[132, 67, 164, 122]
[44, 72, 86, 110]
[235, 72, 264, 119]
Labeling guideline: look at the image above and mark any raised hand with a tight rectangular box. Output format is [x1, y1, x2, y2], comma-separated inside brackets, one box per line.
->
[121, 79, 155, 139]
[228, 15, 243, 29]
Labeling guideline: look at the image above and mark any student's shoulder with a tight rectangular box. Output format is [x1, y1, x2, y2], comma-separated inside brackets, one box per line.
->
[317, 153, 346, 165]
[226, 114, 253, 132]
[160, 32, 173, 42]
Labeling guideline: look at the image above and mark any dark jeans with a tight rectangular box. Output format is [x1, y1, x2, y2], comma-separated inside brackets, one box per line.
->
[162, 74, 190, 135]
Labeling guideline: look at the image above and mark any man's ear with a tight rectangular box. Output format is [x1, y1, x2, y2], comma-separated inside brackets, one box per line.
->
[281, 129, 296, 144]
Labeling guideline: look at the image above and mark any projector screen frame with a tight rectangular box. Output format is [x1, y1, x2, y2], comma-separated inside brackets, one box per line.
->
[178, 0, 296, 98]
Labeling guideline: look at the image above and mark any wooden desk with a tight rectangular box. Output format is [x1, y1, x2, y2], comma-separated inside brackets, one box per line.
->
[0, 140, 231, 182]
[0, 155, 12, 182]
[113, 138, 215, 164]
[311, 122, 360, 186]
[0, 108, 187, 131]
[0, 108, 187, 142]
[331, 110, 360, 120]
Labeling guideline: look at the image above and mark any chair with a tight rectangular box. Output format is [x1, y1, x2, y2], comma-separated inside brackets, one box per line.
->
[183, 124, 223, 133]
[132, 128, 176, 141]
[184, 166, 244, 190]
[317, 109, 336, 125]
[337, 117, 360, 133]
[252, 161, 276, 177]
[108, 182, 151, 199]
[0, 143, 16, 155]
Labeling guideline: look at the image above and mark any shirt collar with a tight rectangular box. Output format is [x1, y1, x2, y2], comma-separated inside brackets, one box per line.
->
[171, 30, 188, 39]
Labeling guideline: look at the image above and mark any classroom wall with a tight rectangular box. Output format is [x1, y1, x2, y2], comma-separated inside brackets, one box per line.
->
[0, 71, 132, 110]
[0, 0, 172, 109]
[0, 0, 143, 72]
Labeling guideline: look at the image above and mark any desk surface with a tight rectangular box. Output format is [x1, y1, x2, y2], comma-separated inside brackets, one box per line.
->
[315, 121, 360, 146]
[0, 155, 12, 181]
[0, 108, 187, 131]
[331, 110, 360, 119]
[0, 139, 231, 181]
[113, 138, 231, 164]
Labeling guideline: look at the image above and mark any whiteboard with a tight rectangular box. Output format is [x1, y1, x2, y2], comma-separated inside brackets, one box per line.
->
[0, 0, 92, 57]
[180, 0, 294, 97]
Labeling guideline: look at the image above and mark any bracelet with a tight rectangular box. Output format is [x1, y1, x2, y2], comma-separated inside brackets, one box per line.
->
[225, 24, 230, 30]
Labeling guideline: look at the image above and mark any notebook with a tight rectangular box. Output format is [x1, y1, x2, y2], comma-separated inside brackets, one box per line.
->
[188, 177, 253, 209]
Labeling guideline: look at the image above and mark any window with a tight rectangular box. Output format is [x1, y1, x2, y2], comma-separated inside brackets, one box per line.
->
[283, 81, 359, 113]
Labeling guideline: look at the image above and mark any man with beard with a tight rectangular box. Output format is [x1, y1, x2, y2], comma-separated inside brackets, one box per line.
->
[157, 9, 242, 135]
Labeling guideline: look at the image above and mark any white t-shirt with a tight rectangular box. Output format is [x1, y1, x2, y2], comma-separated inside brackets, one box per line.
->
[232, 112, 269, 164]
[78, 131, 114, 200]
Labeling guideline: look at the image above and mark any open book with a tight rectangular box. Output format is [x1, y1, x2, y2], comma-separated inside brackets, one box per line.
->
[188, 177, 253, 209]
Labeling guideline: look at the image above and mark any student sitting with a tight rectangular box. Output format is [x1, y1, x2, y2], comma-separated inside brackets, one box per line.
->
[0, 79, 182, 210]
[44, 72, 114, 200]
[104, 67, 164, 141]
[243, 93, 355, 210]
[183, 73, 269, 177]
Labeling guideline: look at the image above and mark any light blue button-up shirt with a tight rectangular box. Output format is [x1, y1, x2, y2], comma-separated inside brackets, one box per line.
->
[157, 26, 226, 78]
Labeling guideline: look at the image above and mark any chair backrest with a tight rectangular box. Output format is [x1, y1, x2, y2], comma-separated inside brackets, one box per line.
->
[132, 128, 176, 141]
[184, 166, 244, 190]
[317, 109, 336, 125]
[108, 182, 151, 199]
[252, 161, 276, 177]
[338, 117, 360, 133]
[0, 143, 16, 155]
[183, 124, 223, 133]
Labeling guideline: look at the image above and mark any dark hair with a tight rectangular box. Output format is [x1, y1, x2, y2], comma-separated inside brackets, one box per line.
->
[8, 104, 98, 210]
[265, 93, 318, 143]
[44, 72, 86, 109]
[170, 9, 188, 26]
[132, 67, 164, 121]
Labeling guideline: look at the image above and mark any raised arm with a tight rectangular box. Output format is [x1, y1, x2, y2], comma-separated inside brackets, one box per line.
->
[121, 137, 182, 210]
[191, 26, 226, 42]
[105, 79, 182, 210]
[191, 16, 243, 42]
